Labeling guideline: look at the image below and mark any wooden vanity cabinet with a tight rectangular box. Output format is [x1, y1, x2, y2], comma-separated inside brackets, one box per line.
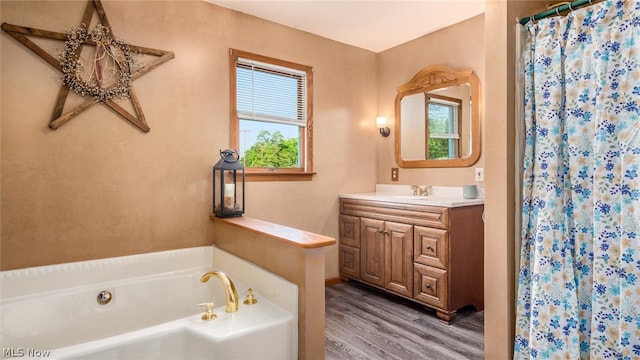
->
[338, 198, 484, 324]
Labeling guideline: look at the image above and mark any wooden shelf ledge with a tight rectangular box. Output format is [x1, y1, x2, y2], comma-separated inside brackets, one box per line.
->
[210, 214, 336, 249]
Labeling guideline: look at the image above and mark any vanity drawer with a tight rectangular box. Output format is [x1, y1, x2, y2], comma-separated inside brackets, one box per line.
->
[340, 198, 449, 229]
[339, 245, 360, 279]
[414, 226, 449, 268]
[339, 214, 360, 248]
[414, 263, 448, 309]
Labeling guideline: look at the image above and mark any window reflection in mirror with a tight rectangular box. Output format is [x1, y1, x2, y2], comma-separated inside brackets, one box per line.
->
[428, 94, 462, 159]
[400, 85, 470, 160]
[395, 65, 480, 168]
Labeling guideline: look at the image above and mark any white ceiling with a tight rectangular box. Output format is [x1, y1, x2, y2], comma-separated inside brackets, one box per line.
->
[205, 0, 485, 53]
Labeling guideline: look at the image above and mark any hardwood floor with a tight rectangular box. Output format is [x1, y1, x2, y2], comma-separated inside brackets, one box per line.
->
[325, 281, 484, 360]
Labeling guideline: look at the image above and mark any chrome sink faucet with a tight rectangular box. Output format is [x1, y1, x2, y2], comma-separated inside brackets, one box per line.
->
[200, 271, 239, 313]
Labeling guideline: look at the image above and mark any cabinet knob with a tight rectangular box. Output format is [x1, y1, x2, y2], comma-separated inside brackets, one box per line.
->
[425, 284, 432, 289]
[426, 245, 433, 251]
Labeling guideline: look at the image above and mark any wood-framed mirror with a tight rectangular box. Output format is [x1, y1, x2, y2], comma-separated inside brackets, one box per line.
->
[394, 65, 481, 168]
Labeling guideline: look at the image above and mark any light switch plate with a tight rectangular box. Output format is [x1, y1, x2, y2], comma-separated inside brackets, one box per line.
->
[391, 168, 399, 181]
[475, 168, 484, 182]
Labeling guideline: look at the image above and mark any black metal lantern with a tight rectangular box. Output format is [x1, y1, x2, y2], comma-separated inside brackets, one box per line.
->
[213, 149, 245, 218]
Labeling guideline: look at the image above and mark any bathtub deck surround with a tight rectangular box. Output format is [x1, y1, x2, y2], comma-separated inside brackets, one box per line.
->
[210, 215, 336, 360]
[0, 246, 298, 359]
[51, 300, 294, 359]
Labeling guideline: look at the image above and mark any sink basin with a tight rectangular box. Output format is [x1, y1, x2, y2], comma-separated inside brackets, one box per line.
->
[389, 195, 431, 200]
[377, 194, 483, 207]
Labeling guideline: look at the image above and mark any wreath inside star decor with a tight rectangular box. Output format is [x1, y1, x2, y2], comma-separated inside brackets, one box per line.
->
[1, 0, 175, 132]
[61, 24, 137, 100]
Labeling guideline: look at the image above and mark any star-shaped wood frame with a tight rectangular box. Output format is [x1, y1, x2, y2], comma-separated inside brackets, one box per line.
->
[1, 0, 174, 133]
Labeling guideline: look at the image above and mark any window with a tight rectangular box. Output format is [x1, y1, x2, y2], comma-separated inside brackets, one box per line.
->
[425, 94, 461, 159]
[230, 49, 314, 181]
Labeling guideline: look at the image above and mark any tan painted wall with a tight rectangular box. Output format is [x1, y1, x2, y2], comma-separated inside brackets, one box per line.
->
[0, 0, 377, 272]
[483, 1, 544, 359]
[484, 2, 514, 358]
[376, 15, 485, 186]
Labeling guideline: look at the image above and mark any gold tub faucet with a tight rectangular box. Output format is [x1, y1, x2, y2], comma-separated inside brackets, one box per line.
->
[200, 271, 239, 313]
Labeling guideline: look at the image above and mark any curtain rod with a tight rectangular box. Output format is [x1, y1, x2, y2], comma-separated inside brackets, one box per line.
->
[519, 0, 598, 26]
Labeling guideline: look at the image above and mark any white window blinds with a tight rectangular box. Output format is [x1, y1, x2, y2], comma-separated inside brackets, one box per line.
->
[236, 58, 307, 127]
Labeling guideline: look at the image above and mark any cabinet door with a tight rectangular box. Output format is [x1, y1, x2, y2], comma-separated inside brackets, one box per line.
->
[339, 215, 360, 248]
[384, 222, 414, 297]
[339, 245, 360, 279]
[414, 226, 449, 269]
[360, 218, 385, 287]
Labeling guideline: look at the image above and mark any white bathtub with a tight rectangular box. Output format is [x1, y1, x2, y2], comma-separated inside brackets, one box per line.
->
[0, 246, 298, 359]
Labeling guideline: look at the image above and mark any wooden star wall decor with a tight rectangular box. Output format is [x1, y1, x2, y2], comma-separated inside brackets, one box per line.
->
[1, 0, 175, 133]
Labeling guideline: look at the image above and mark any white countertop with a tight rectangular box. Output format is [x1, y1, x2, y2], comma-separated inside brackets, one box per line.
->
[339, 184, 485, 208]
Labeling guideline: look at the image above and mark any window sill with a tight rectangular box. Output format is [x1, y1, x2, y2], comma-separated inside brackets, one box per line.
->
[245, 171, 316, 182]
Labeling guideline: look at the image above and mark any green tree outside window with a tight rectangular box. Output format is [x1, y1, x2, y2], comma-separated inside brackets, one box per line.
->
[243, 130, 299, 168]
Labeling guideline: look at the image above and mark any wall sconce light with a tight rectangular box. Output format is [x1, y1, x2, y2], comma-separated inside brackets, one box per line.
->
[376, 116, 390, 137]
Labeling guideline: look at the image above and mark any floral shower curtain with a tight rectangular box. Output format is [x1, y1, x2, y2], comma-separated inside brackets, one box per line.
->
[515, 1, 640, 359]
